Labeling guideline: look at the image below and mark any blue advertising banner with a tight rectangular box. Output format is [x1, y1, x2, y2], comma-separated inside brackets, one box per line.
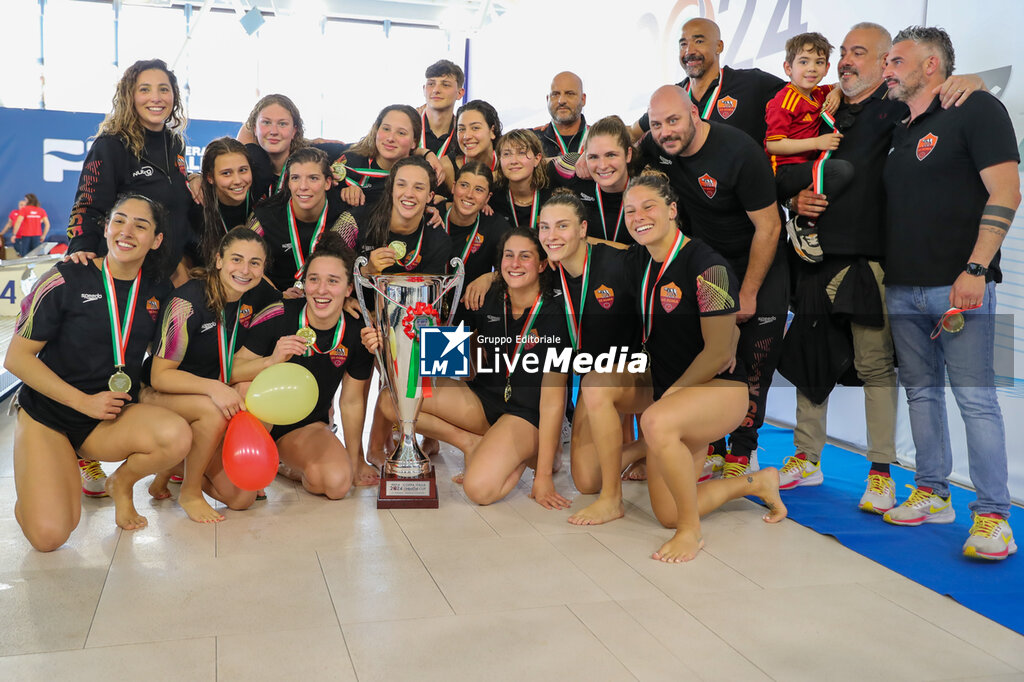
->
[0, 108, 240, 243]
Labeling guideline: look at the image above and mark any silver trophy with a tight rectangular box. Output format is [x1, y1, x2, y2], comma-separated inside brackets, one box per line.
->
[354, 256, 465, 508]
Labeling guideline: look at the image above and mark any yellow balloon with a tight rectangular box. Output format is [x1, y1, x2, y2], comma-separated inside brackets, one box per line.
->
[245, 363, 319, 425]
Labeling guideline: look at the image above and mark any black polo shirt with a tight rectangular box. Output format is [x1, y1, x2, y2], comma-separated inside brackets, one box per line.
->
[534, 115, 589, 158]
[639, 66, 785, 143]
[805, 83, 906, 260]
[639, 123, 778, 277]
[884, 93, 1019, 286]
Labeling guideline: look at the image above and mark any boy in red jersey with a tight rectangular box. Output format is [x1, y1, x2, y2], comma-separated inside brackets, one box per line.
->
[765, 32, 852, 262]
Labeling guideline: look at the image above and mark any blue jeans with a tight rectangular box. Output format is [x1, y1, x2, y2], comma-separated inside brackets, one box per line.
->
[886, 283, 1009, 517]
[15, 235, 40, 257]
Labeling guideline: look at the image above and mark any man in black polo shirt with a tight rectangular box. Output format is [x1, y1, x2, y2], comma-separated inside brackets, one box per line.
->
[535, 71, 589, 160]
[631, 17, 785, 144]
[780, 23, 986, 510]
[881, 27, 1018, 560]
[642, 84, 784, 478]
[418, 59, 465, 159]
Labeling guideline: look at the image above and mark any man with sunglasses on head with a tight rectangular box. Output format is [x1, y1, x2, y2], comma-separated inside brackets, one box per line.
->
[779, 23, 984, 512]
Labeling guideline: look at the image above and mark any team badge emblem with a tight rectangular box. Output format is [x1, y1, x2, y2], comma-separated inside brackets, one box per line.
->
[238, 304, 253, 327]
[469, 233, 484, 254]
[916, 133, 938, 161]
[176, 155, 187, 176]
[594, 284, 615, 310]
[525, 327, 540, 350]
[330, 344, 348, 368]
[146, 296, 160, 320]
[717, 96, 737, 119]
[660, 282, 681, 312]
[697, 173, 717, 199]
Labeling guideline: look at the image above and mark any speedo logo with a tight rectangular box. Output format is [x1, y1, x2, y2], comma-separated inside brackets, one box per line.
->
[659, 156, 672, 166]
[81, 293, 102, 303]
[580, 193, 595, 202]
[200, 322, 217, 333]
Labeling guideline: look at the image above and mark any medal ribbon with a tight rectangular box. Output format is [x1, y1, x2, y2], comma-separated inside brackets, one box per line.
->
[217, 306, 241, 383]
[300, 305, 345, 355]
[395, 223, 426, 270]
[219, 191, 251, 234]
[505, 292, 544, 384]
[344, 158, 390, 188]
[812, 108, 838, 194]
[557, 244, 591, 351]
[286, 199, 328, 280]
[101, 259, 141, 369]
[639, 230, 686, 343]
[594, 184, 625, 242]
[507, 189, 540, 229]
[444, 207, 481, 264]
[551, 122, 590, 155]
[684, 68, 724, 120]
[421, 110, 455, 157]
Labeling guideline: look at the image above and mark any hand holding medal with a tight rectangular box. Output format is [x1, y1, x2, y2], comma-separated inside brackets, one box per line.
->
[101, 258, 141, 395]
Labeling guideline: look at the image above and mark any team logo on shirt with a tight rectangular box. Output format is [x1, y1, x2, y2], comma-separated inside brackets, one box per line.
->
[176, 155, 187, 177]
[697, 173, 718, 199]
[469, 233, 484, 254]
[593, 284, 615, 310]
[200, 322, 217, 333]
[801, 113, 814, 122]
[660, 282, 681, 312]
[239, 304, 253, 327]
[146, 296, 160, 321]
[329, 344, 348, 368]
[81, 293, 102, 303]
[717, 96, 737, 119]
[916, 133, 938, 161]
[525, 327, 541, 350]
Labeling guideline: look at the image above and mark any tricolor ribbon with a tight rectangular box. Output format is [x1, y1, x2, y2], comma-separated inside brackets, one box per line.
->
[640, 231, 686, 344]
[101, 259, 141, 371]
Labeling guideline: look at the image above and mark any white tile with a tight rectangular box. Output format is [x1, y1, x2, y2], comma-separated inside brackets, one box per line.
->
[318, 543, 453, 625]
[390, 494, 497, 549]
[569, 600, 701, 681]
[343, 606, 631, 682]
[415, 535, 607, 614]
[86, 553, 337, 647]
[0, 636, 216, 682]
[681, 583, 1017, 681]
[0, 567, 108, 656]
[547, 533, 666, 601]
[862, 577, 1024, 671]
[0, 516, 117, 573]
[217, 627, 357, 681]
[214, 494, 411, 557]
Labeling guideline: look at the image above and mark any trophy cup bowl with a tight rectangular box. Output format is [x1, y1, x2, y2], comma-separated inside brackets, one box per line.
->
[354, 257, 465, 509]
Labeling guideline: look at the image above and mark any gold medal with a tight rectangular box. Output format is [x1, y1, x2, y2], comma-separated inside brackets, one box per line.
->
[108, 369, 132, 393]
[330, 161, 347, 183]
[942, 312, 965, 333]
[296, 326, 317, 347]
[504, 381, 512, 403]
[388, 240, 407, 260]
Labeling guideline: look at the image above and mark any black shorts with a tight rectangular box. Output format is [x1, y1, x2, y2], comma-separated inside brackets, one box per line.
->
[270, 418, 330, 440]
[18, 399, 99, 452]
[468, 382, 539, 429]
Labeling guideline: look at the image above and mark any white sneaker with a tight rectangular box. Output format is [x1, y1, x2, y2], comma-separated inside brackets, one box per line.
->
[858, 473, 896, 514]
[778, 454, 823, 490]
[963, 514, 1017, 561]
[79, 459, 108, 498]
[722, 451, 759, 479]
[883, 485, 955, 526]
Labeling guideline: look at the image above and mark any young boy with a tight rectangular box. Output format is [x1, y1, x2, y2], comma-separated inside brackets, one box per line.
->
[765, 32, 853, 263]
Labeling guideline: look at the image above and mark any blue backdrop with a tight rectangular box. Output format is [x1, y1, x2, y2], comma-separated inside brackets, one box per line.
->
[0, 108, 240, 243]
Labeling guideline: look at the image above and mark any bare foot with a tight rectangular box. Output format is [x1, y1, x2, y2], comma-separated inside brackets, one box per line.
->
[354, 461, 381, 487]
[421, 436, 440, 457]
[568, 497, 625, 526]
[751, 467, 788, 523]
[652, 527, 704, 563]
[105, 468, 148, 531]
[621, 459, 647, 481]
[148, 472, 172, 500]
[179, 491, 225, 523]
[451, 471, 464, 485]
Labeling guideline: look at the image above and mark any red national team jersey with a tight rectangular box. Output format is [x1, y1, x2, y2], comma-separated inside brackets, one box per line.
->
[765, 83, 833, 169]
[16, 206, 47, 237]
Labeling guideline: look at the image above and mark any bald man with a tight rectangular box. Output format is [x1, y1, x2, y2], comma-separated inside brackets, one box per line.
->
[632, 18, 785, 144]
[535, 71, 589, 158]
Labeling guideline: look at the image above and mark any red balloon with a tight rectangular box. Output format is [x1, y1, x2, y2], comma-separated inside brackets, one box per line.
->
[222, 412, 279, 491]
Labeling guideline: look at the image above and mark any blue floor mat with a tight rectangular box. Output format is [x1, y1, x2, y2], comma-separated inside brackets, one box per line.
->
[756, 424, 1024, 636]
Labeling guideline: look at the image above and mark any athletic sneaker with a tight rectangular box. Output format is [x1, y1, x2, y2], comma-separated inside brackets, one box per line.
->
[778, 454, 823, 489]
[883, 485, 955, 526]
[169, 474, 183, 484]
[79, 459, 108, 498]
[722, 451, 759, 479]
[560, 417, 572, 444]
[962, 514, 1017, 561]
[785, 214, 824, 263]
[699, 452, 725, 483]
[858, 473, 895, 514]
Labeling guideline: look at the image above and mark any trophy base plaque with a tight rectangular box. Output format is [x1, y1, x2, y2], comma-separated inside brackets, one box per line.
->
[377, 467, 439, 509]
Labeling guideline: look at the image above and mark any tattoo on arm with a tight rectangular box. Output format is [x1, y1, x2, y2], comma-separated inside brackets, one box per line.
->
[983, 204, 1016, 221]
[979, 218, 1009, 233]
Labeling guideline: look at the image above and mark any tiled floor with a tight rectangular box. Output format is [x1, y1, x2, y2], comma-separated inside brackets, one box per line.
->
[1, 406, 1023, 681]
